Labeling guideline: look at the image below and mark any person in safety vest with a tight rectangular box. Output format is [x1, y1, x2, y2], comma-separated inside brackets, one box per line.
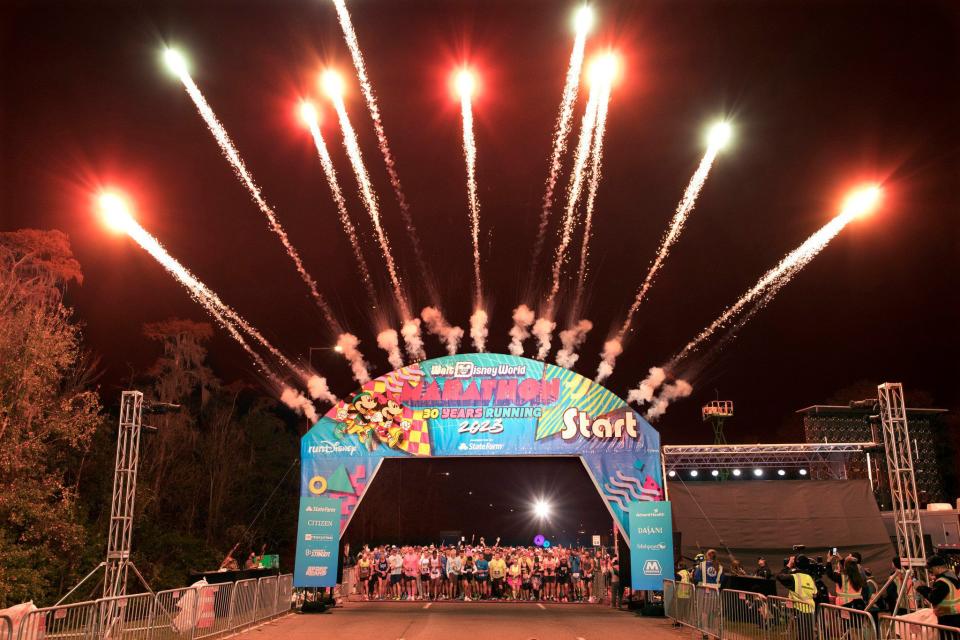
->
[882, 557, 916, 614]
[917, 555, 960, 628]
[692, 549, 724, 587]
[776, 555, 817, 613]
[676, 561, 693, 585]
[824, 553, 866, 610]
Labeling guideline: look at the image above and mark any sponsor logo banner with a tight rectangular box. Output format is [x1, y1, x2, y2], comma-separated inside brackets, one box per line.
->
[294, 497, 339, 587]
[629, 501, 674, 591]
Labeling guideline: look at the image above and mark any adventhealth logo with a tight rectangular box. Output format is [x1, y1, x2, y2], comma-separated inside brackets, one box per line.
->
[643, 560, 662, 576]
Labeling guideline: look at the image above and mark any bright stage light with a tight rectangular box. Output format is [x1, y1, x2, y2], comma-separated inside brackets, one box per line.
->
[707, 121, 733, 150]
[587, 52, 618, 87]
[299, 101, 319, 126]
[668, 470, 676, 478]
[777, 469, 786, 477]
[321, 70, 345, 98]
[732, 469, 742, 477]
[842, 184, 882, 218]
[799, 469, 808, 476]
[455, 70, 476, 98]
[163, 48, 188, 76]
[97, 191, 133, 233]
[573, 5, 594, 34]
[711, 469, 720, 477]
[753, 468, 764, 477]
[689, 470, 699, 478]
[533, 499, 552, 519]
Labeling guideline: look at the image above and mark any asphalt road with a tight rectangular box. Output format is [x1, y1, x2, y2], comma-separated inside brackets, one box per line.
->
[253, 602, 681, 640]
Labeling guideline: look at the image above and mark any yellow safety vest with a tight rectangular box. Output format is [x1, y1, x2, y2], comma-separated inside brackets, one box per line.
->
[892, 571, 916, 611]
[836, 574, 863, 605]
[788, 573, 816, 613]
[677, 570, 693, 599]
[678, 569, 692, 584]
[935, 577, 960, 617]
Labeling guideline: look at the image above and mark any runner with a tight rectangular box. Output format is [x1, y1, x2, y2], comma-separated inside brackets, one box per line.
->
[446, 548, 462, 600]
[461, 552, 476, 601]
[570, 549, 582, 602]
[476, 550, 490, 599]
[357, 551, 372, 600]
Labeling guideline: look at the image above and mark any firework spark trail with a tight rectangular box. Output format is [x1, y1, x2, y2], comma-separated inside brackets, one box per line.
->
[303, 104, 378, 310]
[421, 306, 464, 355]
[331, 0, 439, 307]
[555, 319, 593, 369]
[507, 304, 535, 356]
[337, 332, 371, 384]
[328, 88, 411, 322]
[596, 134, 726, 382]
[670, 189, 879, 367]
[571, 74, 613, 321]
[165, 54, 340, 332]
[542, 83, 602, 319]
[458, 74, 484, 310]
[530, 7, 592, 286]
[377, 329, 404, 369]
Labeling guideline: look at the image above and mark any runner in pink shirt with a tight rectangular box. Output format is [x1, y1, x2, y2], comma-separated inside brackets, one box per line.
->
[403, 548, 420, 600]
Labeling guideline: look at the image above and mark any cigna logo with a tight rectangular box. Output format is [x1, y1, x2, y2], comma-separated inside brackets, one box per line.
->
[560, 408, 639, 441]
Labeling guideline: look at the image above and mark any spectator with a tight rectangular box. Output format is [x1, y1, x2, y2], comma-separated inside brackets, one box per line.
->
[824, 554, 866, 610]
[755, 557, 771, 579]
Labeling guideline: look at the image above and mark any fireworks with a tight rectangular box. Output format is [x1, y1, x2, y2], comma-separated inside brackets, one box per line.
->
[97, 192, 300, 385]
[530, 5, 593, 288]
[596, 120, 733, 383]
[331, 0, 439, 307]
[671, 184, 882, 365]
[162, 48, 340, 333]
[300, 100, 378, 311]
[456, 69, 483, 310]
[323, 70, 411, 323]
[421, 306, 464, 355]
[508, 304, 536, 356]
[336, 332, 371, 384]
[376, 328, 404, 370]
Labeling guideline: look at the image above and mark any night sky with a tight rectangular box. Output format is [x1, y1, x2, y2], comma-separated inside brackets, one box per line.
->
[2, 0, 958, 448]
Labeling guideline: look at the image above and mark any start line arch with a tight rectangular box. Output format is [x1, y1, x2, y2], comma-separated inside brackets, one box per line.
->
[294, 353, 673, 591]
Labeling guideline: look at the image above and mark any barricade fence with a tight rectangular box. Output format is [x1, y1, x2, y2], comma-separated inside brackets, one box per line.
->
[12, 573, 293, 640]
[663, 580, 960, 640]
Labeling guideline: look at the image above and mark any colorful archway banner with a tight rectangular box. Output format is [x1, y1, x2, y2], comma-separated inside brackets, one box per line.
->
[295, 353, 670, 590]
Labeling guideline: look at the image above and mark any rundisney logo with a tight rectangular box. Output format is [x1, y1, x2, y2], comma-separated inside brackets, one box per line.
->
[308, 440, 358, 454]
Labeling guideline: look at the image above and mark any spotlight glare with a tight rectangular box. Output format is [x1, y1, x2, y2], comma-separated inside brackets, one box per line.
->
[455, 70, 476, 98]
[842, 184, 882, 219]
[321, 70, 345, 98]
[732, 469, 742, 477]
[573, 5, 594, 34]
[711, 469, 720, 477]
[777, 469, 786, 477]
[97, 191, 133, 233]
[707, 121, 733, 150]
[163, 48, 188, 76]
[753, 468, 764, 477]
[587, 52, 619, 86]
[299, 101, 319, 126]
[690, 470, 699, 478]
[799, 469, 808, 476]
[533, 499, 552, 519]
[668, 470, 676, 478]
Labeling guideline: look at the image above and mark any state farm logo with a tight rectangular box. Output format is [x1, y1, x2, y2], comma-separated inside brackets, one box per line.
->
[305, 566, 328, 577]
[457, 441, 505, 452]
[307, 440, 357, 455]
[560, 408, 640, 441]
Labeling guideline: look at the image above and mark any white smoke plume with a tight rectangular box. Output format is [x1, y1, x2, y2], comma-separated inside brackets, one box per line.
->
[508, 304, 536, 356]
[596, 338, 624, 383]
[470, 308, 489, 353]
[376, 329, 404, 370]
[306, 375, 337, 405]
[421, 306, 463, 355]
[555, 319, 593, 369]
[280, 386, 319, 424]
[626, 366, 668, 405]
[400, 318, 426, 362]
[532, 317, 556, 360]
[337, 333, 371, 384]
[645, 379, 694, 421]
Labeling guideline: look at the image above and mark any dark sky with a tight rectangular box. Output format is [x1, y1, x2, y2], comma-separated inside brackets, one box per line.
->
[3, 0, 959, 445]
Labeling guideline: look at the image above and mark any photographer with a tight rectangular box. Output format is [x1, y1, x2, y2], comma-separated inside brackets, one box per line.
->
[777, 555, 816, 638]
[824, 553, 866, 610]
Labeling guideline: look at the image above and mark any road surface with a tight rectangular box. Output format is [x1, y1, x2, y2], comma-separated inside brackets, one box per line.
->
[252, 602, 681, 640]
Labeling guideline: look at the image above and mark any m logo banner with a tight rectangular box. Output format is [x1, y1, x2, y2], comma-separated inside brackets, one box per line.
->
[629, 501, 674, 590]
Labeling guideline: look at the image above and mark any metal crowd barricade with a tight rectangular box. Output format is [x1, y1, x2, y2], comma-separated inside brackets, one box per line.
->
[662, 580, 677, 619]
[155, 586, 200, 638]
[0, 615, 11, 640]
[193, 582, 235, 640]
[695, 585, 723, 638]
[255, 577, 278, 622]
[95, 592, 156, 640]
[879, 614, 960, 640]
[818, 602, 877, 640]
[276, 575, 294, 616]
[766, 595, 816, 640]
[229, 579, 259, 631]
[17, 600, 97, 640]
[720, 589, 769, 640]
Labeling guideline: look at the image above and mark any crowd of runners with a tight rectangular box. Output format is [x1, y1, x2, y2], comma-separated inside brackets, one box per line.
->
[347, 542, 623, 603]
